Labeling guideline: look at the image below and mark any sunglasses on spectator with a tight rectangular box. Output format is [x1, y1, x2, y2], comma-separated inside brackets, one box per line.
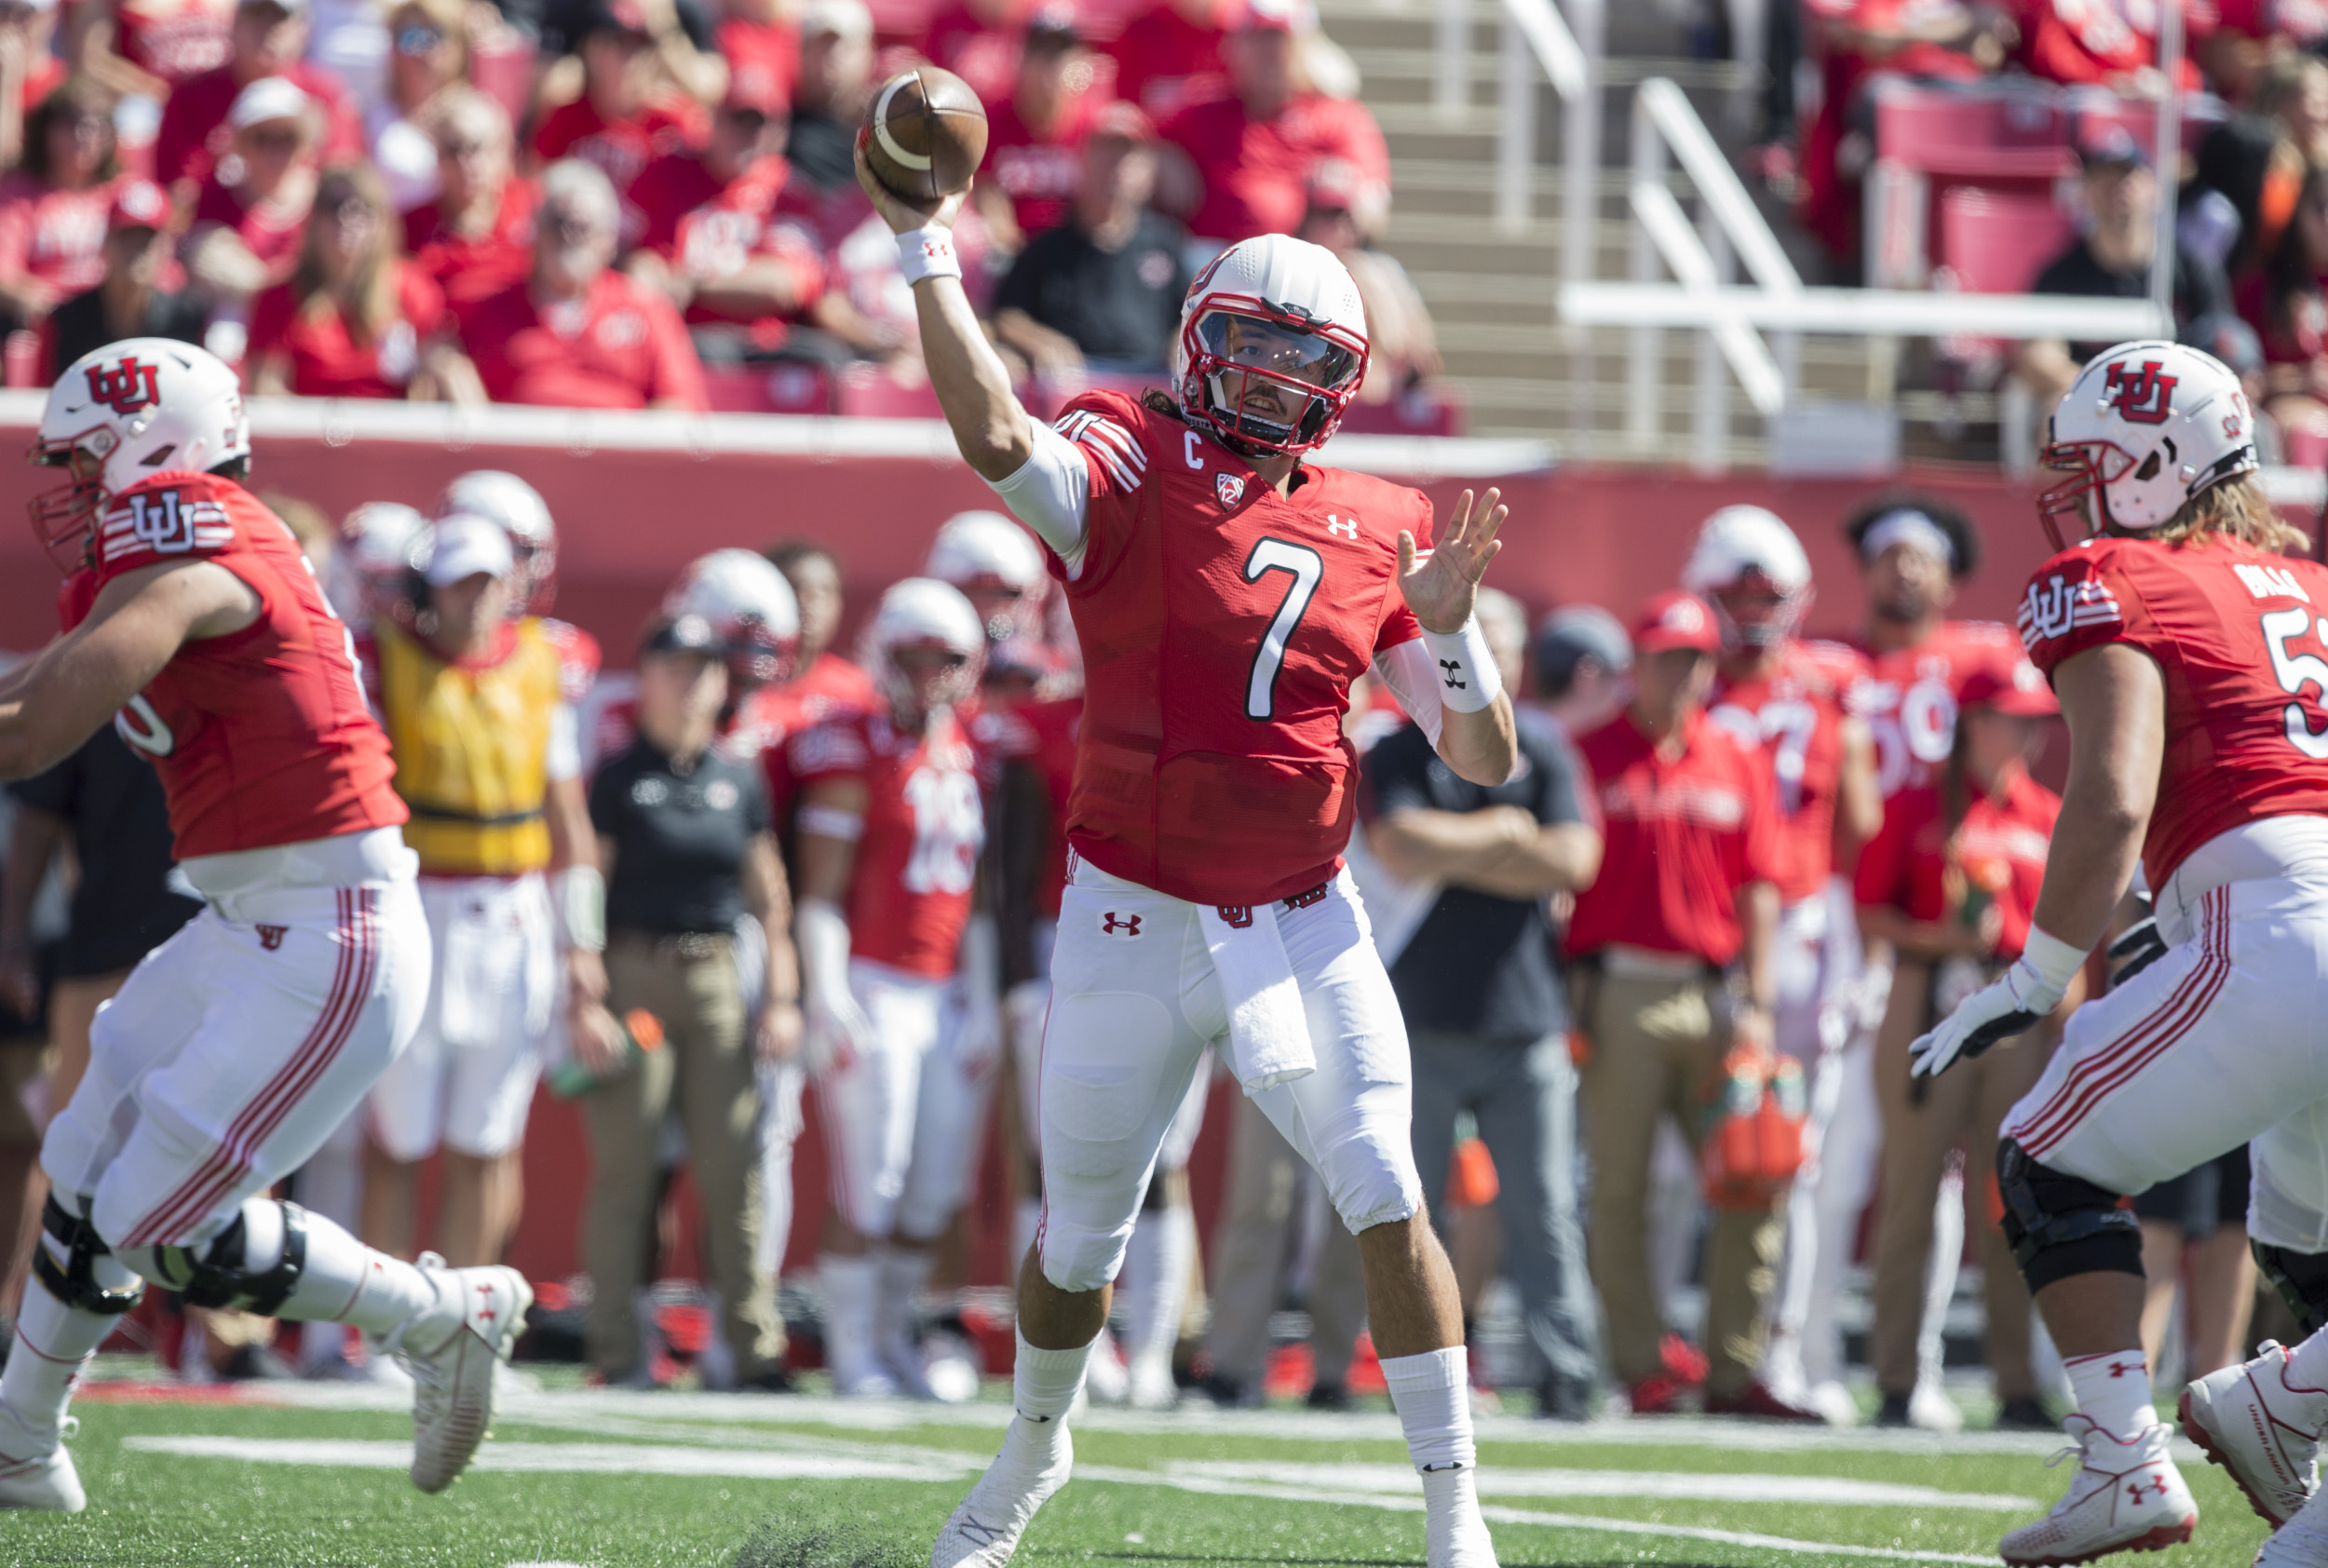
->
[246, 126, 305, 150]
[396, 24, 444, 53]
[542, 207, 604, 237]
[439, 134, 492, 158]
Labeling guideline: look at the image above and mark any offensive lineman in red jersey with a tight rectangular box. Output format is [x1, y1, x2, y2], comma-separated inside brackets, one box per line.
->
[1912, 340, 2328, 1565]
[0, 340, 528, 1511]
[859, 142, 1516, 1568]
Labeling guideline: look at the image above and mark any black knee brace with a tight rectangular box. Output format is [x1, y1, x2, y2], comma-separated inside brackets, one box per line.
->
[33, 1195, 143, 1316]
[2253, 1240, 2328, 1336]
[1996, 1139, 2144, 1291]
[152, 1202, 308, 1315]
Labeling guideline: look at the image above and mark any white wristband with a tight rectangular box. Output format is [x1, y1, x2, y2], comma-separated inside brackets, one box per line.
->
[2017, 924, 2088, 994]
[897, 225, 961, 284]
[1416, 618, 1503, 713]
[557, 865, 605, 953]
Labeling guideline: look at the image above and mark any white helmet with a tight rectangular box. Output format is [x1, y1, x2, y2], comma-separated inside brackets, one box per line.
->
[326, 501, 426, 634]
[1175, 233, 1369, 457]
[1679, 505, 1814, 651]
[2040, 339, 2257, 548]
[925, 510, 1046, 642]
[861, 577, 985, 713]
[662, 547, 801, 689]
[435, 469, 554, 615]
[32, 338, 250, 571]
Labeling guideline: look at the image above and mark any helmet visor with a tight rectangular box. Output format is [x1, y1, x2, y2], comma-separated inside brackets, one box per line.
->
[1192, 310, 1361, 392]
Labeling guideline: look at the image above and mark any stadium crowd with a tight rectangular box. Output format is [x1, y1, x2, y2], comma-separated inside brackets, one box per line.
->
[0, 0, 1446, 415]
[0, 468, 2294, 1425]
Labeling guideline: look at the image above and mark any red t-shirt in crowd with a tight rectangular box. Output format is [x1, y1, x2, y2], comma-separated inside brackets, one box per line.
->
[403, 178, 540, 305]
[113, 0, 233, 85]
[455, 266, 708, 411]
[2019, 533, 2328, 889]
[984, 91, 1105, 238]
[1855, 763, 2059, 962]
[716, 17, 799, 110]
[631, 150, 823, 335]
[789, 707, 987, 977]
[531, 93, 709, 209]
[1160, 87, 1389, 242]
[0, 176, 115, 298]
[919, 0, 1036, 105]
[247, 260, 447, 399]
[186, 171, 310, 284]
[153, 61, 365, 189]
[2011, 0, 2202, 87]
[1565, 708, 1780, 966]
[1706, 640, 1854, 905]
[1106, 0, 1228, 118]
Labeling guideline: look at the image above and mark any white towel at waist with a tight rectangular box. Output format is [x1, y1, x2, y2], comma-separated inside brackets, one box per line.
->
[1197, 899, 1318, 1093]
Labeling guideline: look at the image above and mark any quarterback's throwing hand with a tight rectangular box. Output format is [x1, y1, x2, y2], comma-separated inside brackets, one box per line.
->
[1398, 487, 1506, 634]
[1908, 953, 2062, 1078]
[853, 139, 968, 236]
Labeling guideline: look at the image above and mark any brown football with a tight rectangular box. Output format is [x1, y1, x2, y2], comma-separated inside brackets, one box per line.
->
[861, 65, 989, 204]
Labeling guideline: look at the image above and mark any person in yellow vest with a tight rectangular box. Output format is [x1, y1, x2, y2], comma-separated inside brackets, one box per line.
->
[362, 513, 604, 1269]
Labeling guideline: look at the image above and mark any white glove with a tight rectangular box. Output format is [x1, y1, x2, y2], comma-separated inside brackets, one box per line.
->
[1909, 926, 2085, 1079]
[1004, 978, 1050, 1056]
[802, 990, 873, 1077]
[796, 898, 870, 1077]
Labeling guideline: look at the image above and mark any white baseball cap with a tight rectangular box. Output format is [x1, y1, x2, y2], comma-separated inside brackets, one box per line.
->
[424, 513, 514, 587]
[227, 75, 313, 131]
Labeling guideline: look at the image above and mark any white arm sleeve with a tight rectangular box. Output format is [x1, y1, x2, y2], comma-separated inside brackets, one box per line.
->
[985, 420, 1090, 576]
[1373, 637, 1445, 750]
[546, 702, 581, 783]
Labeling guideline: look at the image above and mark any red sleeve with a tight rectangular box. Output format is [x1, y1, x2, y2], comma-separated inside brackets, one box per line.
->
[2015, 541, 2149, 679]
[789, 715, 870, 784]
[1373, 489, 1429, 652]
[399, 263, 446, 337]
[643, 288, 709, 410]
[246, 282, 295, 365]
[532, 101, 582, 163]
[92, 471, 246, 578]
[1853, 793, 1912, 910]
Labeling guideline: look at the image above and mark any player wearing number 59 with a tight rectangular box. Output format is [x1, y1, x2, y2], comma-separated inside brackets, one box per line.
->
[854, 133, 1516, 1568]
[1911, 340, 2328, 1566]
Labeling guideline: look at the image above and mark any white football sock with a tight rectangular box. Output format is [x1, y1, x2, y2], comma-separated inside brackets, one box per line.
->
[272, 1206, 436, 1335]
[1120, 1203, 1195, 1380]
[2064, 1348, 2157, 1440]
[2284, 1324, 2328, 1392]
[0, 1270, 121, 1437]
[1385, 1347, 1495, 1567]
[819, 1252, 882, 1386]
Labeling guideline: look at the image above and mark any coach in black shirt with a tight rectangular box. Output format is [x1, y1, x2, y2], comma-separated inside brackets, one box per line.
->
[1361, 588, 1605, 1420]
[993, 103, 1190, 378]
[580, 613, 800, 1392]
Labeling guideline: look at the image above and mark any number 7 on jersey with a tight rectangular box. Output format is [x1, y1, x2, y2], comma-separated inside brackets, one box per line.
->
[1243, 538, 1323, 721]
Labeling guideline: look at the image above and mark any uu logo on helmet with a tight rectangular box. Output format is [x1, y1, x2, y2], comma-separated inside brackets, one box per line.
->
[84, 357, 161, 416]
[2103, 359, 2177, 425]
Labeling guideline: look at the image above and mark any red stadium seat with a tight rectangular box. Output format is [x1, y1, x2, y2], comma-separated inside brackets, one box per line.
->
[1936, 186, 2074, 296]
[1872, 80, 2074, 182]
[836, 362, 948, 419]
[699, 362, 833, 415]
[1337, 385, 1468, 438]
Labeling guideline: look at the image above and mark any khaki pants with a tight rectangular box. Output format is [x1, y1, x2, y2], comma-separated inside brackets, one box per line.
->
[1203, 1090, 1367, 1388]
[582, 937, 780, 1381]
[1869, 959, 2049, 1400]
[1578, 970, 1784, 1396]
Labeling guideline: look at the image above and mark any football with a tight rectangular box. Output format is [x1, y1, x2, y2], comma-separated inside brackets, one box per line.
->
[860, 65, 989, 204]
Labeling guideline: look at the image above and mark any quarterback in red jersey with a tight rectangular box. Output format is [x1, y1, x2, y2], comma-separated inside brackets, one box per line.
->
[0, 340, 528, 1512]
[860, 140, 1516, 1568]
[1680, 505, 1880, 1426]
[1913, 341, 2328, 1565]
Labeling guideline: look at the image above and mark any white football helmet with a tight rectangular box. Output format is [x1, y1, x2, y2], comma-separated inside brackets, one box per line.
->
[435, 469, 555, 615]
[326, 501, 426, 634]
[662, 547, 801, 689]
[2040, 339, 2258, 548]
[1175, 233, 1369, 457]
[925, 510, 1046, 642]
[1679, 505, 1814, 651]
[861, 577, 985, 714]
[32, 338, 250, 571]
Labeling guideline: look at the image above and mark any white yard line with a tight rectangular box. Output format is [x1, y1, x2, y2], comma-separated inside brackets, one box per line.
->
[1162, 1459, 2037, 1511]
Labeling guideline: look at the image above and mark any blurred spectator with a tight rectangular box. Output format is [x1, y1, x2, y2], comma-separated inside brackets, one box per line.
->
[153, 0, 362, 191]
[1156, 0, 1387, 249]
[2015, 0, 2197, 91]
[2013, 126, 2230, 413]
[0, 79, 121, 333]
[1106, 0, 1228, 120]
[991, 103, 1186, 378]
[1529, 606, 1631, 736]
[366, 0, 473, 211]
[972, 8, 1103, 256]
[246, 160, 482, 399]
[532, 0, 712, 228]
[0, 0, 70, 170]
[65, 0, 231, 100]
[182, 75, 320, 308]
[627, 74, 829, 367]
[39, 176, 204, 376]
[1295, 159, 1437, 401]
[779, 0, 870, 198]
[402, 86, 537, 304]
[1364, 588, 1605, 1421]
[2191, 54, 2328, 282]
[918, 0, 1032, 106]
[579, 612, 797, 1391]
[455, 156, 710, 409]
[2238, 164, 2328, 444]
[717, 0, 798, 114]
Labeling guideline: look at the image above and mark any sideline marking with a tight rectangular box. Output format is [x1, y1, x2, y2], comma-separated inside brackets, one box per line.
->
[1163, 1459, 2038, 1511]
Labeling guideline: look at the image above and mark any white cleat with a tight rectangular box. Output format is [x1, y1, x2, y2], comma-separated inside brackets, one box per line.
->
[1999, 1417, 2196, 1567]
[1127, 1354, 1177, 1411]
[1082, 1329, 1129, 1406]
[391, 1252, 532, 1494]
[2182, 1340, 2327, 1528]
[1907, 1381, 1966, 1433]
[1424, 1469, 1500, 1568]
[0, 1411, 82, 1513]
[931, 1420, 1072, 1568]
[2256, 1480, 2328, 1567]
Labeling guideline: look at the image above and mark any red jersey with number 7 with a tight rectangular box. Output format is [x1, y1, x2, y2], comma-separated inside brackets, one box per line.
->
[59, 471, 407, 860]
[1043, 388, 1429, 906]
[2017, 532, 2328, 888]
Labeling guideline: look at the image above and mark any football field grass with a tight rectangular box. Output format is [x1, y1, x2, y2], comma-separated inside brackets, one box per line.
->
[0, 1368, 2282, 1568]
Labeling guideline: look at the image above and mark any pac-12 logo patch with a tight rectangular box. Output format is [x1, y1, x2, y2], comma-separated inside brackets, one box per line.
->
[85, 356, 161, 415]
[1216, 472, 1245, 508]
[2103, 359, 2176, 425]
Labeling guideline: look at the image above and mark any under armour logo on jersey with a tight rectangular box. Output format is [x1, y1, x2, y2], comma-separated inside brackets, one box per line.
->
[1325, 513, 1359, 540]
[1101, 912, 1143, 936]
[2105, 1358, 2139, 1378]
[2103, 358, 2177, 425]
[84, 355, 160, 415]
[1216, 472, 1245, 507]
[255, 925, 287, 951]
[1441, 659, 1468, 690]
[1057, 410, 1146, 492]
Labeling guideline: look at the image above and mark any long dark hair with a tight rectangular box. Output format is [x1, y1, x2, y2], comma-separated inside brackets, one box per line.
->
[23, 77, 118, 187]
[290, 162, 403, 345]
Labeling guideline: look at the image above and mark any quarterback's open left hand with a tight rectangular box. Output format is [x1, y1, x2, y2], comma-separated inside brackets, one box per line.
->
[1908, 953, 2063, 1078]
[1398, 487, 1506, 635]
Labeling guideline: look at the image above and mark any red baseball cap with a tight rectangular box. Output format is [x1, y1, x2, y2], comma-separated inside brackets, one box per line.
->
[1958, 658, 2059, 717]
[1631, 591, 1722, 656]
[107, 178, 170, 233]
